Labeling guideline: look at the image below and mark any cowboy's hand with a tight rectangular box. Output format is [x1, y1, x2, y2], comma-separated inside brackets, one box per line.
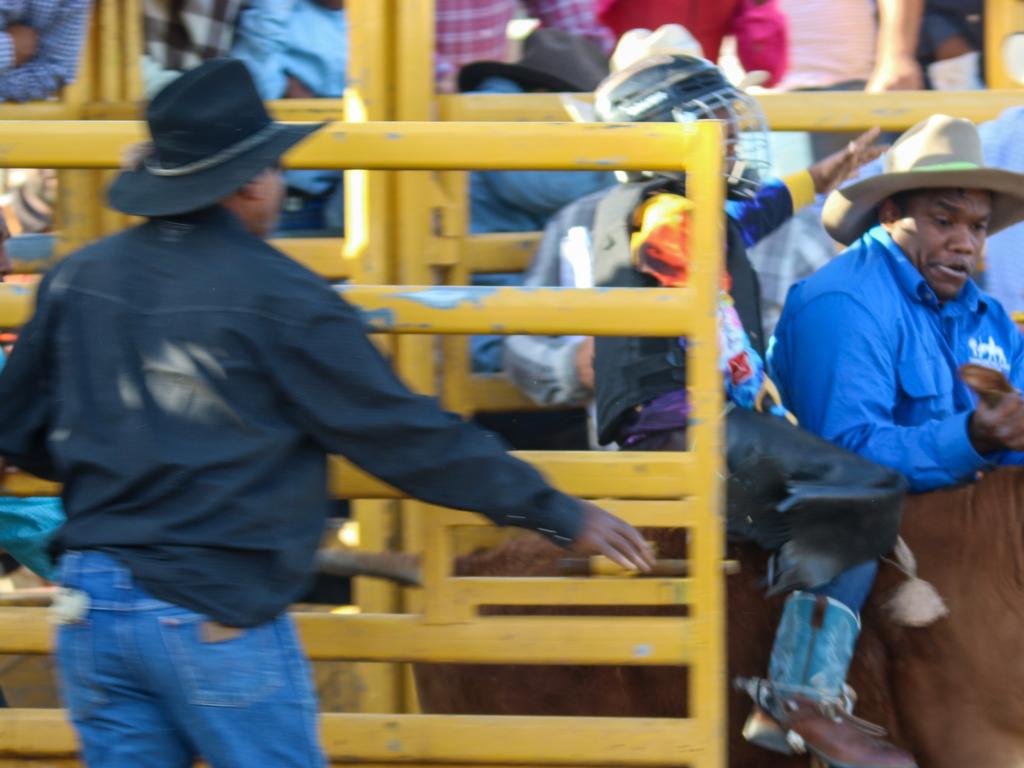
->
[573, 337, 595, 392]
[807, 127, 887, 195]
[569, 501, 654, 572]
[7, 26, 38, 66]
[866, 54, 924, 92]
[969, 390, 1024, 454]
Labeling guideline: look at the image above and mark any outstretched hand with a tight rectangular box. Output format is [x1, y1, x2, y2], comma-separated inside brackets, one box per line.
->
[569, 501, 654, 572]
[807, 127, 888, 195]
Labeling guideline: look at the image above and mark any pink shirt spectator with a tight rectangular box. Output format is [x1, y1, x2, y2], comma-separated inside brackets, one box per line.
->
[435, 0, 614, 92]
[777, 0, 876, 89]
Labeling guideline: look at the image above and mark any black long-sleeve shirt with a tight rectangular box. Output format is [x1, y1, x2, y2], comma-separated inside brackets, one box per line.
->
[0, 206, 581, 626]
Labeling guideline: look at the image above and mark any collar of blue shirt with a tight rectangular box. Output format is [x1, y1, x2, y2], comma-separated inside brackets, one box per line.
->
[866, 224, 987, 315]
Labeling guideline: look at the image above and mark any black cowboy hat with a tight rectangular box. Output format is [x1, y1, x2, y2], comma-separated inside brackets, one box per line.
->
[108, 59, 324, 217]
[457, 28, 609, 94]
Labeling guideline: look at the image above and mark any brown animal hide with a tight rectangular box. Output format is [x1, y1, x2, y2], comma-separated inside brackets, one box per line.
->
[414, 468, 1024, 768]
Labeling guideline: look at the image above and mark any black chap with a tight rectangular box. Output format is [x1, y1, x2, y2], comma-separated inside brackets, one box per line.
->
[628, 410, 907, 595]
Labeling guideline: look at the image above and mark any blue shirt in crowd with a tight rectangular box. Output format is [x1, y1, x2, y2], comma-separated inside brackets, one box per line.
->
[231, 0, 348, 197]
[0, 0, 90, 103]
[769, 224, 1024, 493]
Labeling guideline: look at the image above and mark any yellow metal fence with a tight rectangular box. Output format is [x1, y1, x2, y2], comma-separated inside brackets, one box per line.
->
[0, 120, 726, 768]
[0, 1, 1020, 763]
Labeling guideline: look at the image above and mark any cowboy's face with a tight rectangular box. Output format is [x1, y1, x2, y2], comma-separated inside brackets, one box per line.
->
[879, 188, 992, 302]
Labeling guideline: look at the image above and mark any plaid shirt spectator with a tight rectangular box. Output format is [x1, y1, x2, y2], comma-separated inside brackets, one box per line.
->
[143, 0, 244, 96]
[435, 0, 614, 92]
[0, 0, 90, 102]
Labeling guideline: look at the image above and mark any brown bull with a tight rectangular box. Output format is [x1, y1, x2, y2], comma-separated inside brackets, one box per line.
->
[411, 467, 1024, 768]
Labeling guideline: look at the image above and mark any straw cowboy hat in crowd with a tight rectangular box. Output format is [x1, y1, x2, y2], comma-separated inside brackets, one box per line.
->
[109, 59, 324, 217]
[823, 114, 1024, 245]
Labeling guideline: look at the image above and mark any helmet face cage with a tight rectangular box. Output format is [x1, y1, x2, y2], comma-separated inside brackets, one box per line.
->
[670, 86, 771, 199]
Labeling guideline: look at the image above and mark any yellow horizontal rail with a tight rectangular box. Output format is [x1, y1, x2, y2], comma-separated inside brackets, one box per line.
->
[84, 100, 349, 122]
[0, 120, 702, 172]
[270, 237, 349, 280]
[0, 103, 80, 120]
[0, 710, 699, 764]
[10, 236, 349, 279]
[450, 576, 691, 605]
[51, 91, 1024, 132]
[4, 451, 696, 500]
[0, 609, 695, 663]
[339, 285, 696, 336]
[460, 376, 552, 413]
[0, 283, 695, 335]
[464, 233, 541, 274]
[441, 90, 1024, 131]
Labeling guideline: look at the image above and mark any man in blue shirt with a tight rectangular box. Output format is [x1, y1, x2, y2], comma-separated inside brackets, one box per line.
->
[771, 114, 1024, 493]
[770, 115, 1024, 764]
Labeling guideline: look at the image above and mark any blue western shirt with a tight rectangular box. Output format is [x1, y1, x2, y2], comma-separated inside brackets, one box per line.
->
[769, 225, 1024, 493]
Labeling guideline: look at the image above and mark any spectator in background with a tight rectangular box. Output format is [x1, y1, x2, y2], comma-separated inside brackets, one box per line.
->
[746, 0, 923, 335]
[143, 0, 245, 98]
[778, 0, 924, 95]
[918, 0, 984, 90]
[461, 28, 614, 375]
[596, 0, 788, 87]
[435, 0, 614, 93]
[2, 169, 57, 273]
[232, 0, 347, 233]
[0, 0, 90, 102]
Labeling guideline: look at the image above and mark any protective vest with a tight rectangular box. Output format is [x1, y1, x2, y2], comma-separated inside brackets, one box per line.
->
[592, 179, 765, 445]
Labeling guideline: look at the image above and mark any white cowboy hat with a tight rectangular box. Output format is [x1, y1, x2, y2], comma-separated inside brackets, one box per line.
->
[563, 24, 710, 123]
[610, 24, 703, 72]
[822, 114, 1024, 245]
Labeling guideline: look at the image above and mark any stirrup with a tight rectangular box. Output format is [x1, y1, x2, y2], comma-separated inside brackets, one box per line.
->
[734, 676, 889, 738]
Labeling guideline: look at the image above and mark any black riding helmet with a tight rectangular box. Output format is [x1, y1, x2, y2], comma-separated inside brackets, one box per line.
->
[593, 54, 770, 198]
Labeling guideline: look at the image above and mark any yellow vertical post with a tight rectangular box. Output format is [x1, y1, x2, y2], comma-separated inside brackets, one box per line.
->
[439, 171, 472, 414]
[345, 0, 402, 715]
[344, 0, 395, 285]
[985, 0, 1024, 87]
[122, 0, 145, 103]
[98, 0, 124, 237]
[55, 7, 98, 258]
[686, 120, 726, 768]
[392, 0, 437, 715]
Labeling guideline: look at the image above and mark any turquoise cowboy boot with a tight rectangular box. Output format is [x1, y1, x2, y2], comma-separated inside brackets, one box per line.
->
[741, 591, 916, 768]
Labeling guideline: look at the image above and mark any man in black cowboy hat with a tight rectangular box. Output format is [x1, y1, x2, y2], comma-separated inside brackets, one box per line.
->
[0, 59, 653, 766]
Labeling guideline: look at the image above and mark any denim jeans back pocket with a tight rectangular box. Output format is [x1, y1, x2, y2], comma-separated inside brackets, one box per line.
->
[55, 621, 109, 722]
[158, 614, 285, 707]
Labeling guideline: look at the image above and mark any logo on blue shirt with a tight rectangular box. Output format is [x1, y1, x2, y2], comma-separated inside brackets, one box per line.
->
[968, 335, 1010, 373]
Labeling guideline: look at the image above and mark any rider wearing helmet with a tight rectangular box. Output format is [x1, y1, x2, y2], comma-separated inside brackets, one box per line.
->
[504, 53, 916, 768]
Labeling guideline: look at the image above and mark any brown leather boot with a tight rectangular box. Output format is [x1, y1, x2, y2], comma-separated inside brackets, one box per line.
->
[771, 694, 917, 768]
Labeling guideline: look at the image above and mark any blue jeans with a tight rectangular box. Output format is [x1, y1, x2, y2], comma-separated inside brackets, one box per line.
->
[56, 551, 325, 767]
[811, 559, 878, 614]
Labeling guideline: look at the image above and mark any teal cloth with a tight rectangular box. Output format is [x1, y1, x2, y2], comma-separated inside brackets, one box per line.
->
[0, 497, 63, 580]
[0, 347, 64, 579]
